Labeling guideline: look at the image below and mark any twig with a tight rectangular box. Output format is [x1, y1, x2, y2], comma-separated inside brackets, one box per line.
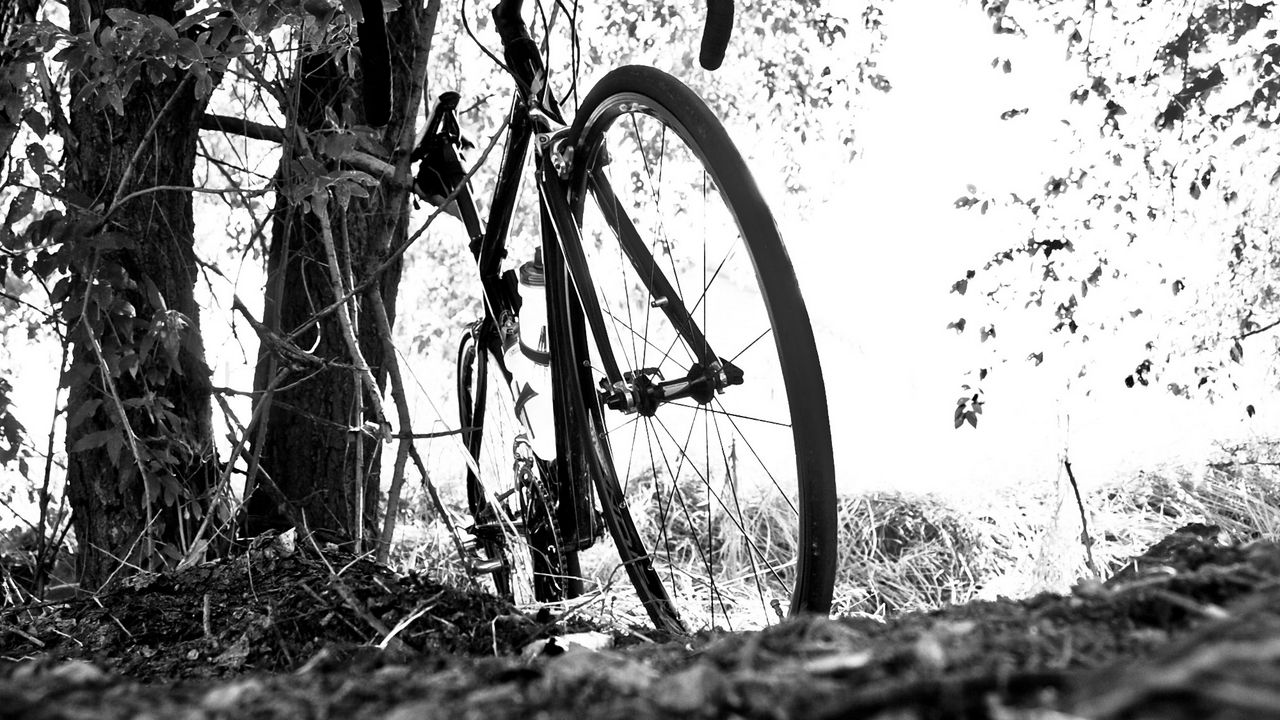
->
[202, 593, 213, 640]
[1238, 317, 1280, 341]
[210, 389, 301, 534]
[104, 74, 195, 220]
[1145, 588, 1230, 620]
[297, 581, 366, 638]
[199, 113, 285, 143]
[0, 289, 58, 322]
[378, 600, 436, 649]
[300, 523, 391, 639]
[310, 193, 389, 434]
[231, 295, 326, 371]
[1063, 459, 1099, 577]
[34, 341, 69, 595]
[371, 291, 412, 565]
[407, 443, 476, 583]
[179, 368, 290, 570]
[110, 184, 268, 209]
[1, 622, 46, 648]
[90, 595, 134, 639]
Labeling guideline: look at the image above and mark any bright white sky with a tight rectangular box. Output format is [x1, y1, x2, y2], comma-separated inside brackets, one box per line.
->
[766, 1, 1268, 496]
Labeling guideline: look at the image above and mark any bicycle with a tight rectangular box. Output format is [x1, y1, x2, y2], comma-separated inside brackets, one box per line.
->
[419, 0, 837, 633]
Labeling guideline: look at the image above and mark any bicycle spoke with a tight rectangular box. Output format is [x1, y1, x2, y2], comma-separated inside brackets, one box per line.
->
[729, 327, 772, 366]
[713, 396, 798, 517]
[649, 413, 793, 596]
[710, 409, 771, 619]
[665, 402, 790, 429]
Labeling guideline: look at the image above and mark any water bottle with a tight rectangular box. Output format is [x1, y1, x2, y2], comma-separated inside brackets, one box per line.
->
[505, 249, 556, 459]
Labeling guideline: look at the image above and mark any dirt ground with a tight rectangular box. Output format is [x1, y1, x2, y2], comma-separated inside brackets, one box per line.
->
[2, 525, 1279, 720]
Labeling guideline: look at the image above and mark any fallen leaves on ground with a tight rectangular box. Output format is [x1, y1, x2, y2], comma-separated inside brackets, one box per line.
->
[2, 525, 1279, 719]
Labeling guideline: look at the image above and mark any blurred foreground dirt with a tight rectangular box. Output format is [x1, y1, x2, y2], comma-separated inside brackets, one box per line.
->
[2, 525, 1279, 719]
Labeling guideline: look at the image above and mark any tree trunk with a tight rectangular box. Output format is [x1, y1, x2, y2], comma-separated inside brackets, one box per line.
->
[246, 2, 436, 544]
[63, 0, 217, 588]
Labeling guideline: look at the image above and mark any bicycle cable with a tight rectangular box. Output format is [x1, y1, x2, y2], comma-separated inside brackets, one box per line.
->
[459, 0, 582, 111]
[460, 0, 530, 97]
[551, 0, 582, 110]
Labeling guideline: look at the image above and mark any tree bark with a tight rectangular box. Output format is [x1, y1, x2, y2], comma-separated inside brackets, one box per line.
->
[246, 2, 436, 543]
[63, 0, 217, 588]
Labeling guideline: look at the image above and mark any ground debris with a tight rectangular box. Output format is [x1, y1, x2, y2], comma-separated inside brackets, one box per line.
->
[0, 528, 1278, 719]
[0, 544, 559, 679]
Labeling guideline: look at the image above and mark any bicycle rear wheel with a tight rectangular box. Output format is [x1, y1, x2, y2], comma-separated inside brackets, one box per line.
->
[559, 66, 837, 631]
[457, 324, 575, 604]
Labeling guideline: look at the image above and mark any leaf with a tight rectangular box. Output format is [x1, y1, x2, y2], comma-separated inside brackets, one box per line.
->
[1247, 404, 1256, 418]
[1229, 340, 1243, 364]
[24, 109, 47, 139]
[947, 318, 967, 333]
[951, 278, 968, 295]
[143, 277, 166, 311]
[5, 188, 36, 230]
[67, 398, 103, 430]
[1028, 352, 1044, 366]
[26, 143, 47, 173]
[72, 429, 115, 453]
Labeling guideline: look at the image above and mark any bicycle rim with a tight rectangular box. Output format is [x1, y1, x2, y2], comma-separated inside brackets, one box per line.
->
[564, 66, 837, 631]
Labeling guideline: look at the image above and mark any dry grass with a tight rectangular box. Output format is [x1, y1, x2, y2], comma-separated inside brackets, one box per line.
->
[386, 439, 1280, 628]
[832, 491, 1009, 617]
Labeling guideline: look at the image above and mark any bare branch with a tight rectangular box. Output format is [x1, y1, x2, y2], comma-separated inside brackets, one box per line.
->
[1238, 318, 1280, 341]
[200, 113, 285, 143]
[199, 113, 399, 182]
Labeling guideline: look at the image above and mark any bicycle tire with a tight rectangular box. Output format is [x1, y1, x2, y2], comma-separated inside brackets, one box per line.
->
[457, 324, 576, 604]
[556, 65, 837, 631]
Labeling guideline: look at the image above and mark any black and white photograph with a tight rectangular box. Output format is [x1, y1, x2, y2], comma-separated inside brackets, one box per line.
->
[1, 0, 1277, 717]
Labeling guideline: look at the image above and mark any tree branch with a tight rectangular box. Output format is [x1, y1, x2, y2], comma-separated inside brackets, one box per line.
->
[311, 193, 389, 434]
[199, 113, 285, 143]
[1238, 318, 1280, 341]
[199, 113, 399, 182]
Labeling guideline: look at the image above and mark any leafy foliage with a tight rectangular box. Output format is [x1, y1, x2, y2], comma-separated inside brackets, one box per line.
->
[951, 0, 1280, 424]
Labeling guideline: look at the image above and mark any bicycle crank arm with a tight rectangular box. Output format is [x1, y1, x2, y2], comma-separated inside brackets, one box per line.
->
[599, 361, 743, 416]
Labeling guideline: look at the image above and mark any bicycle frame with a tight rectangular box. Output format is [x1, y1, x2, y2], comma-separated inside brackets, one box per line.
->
[435, 0, 735, 554]
[427, 49, 607, 549]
